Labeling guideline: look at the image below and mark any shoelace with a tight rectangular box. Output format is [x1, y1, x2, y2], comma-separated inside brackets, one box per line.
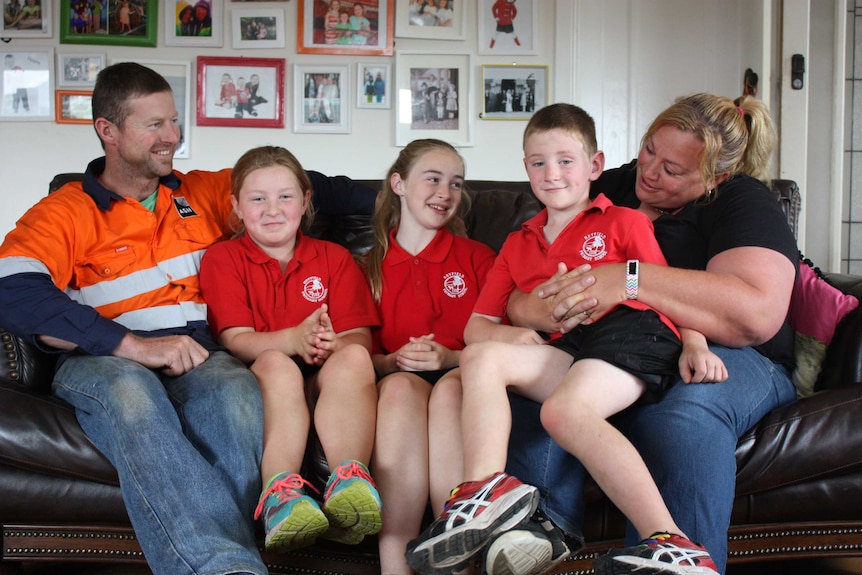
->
[324, 460, 377, 501]
[254, 473, 319, 520]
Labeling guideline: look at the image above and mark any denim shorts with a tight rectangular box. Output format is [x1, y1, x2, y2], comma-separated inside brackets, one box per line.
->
[550, 306, 682, 400]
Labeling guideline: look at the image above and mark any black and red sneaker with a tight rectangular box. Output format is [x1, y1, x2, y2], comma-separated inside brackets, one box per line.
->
[593, 532, 720, 575]
[405, 472, 539, 575]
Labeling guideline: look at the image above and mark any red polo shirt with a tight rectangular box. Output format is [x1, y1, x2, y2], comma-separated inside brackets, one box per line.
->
[473, 194, 677, 341]
[375, 228, 496, 354]
[201, 231, 379, 337]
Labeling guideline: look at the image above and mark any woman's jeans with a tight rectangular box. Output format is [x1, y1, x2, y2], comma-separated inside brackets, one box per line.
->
[54, 351, 267, 575]
[507, 345, 797, 575]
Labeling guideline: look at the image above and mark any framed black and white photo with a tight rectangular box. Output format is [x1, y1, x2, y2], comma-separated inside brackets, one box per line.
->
[294, 63, 350, 134]
[1, 49, 53, 122]
[356, 61, 390, 109]
[481, 64, 548, 120]
[231, 8, 284, 49]
[164, 0, 223, 47]
[395, 51, 472, 147]
[394, 0, 464, 41]
[477, 0, 537, 56]
[56, 52, 105, 87]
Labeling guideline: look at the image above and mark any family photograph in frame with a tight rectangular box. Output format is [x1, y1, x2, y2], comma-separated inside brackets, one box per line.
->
[1, 49, 53, 122]
[297, 0, 394, 56]
[164, 0, 222, 47]
[56, 52, 105, 87]
[2, 0, 52, 38]
[59, 0, 158, 47]
[232, 8, 285, 49]
[55, 88, 93, 123]
[197, 56, 285, 129]
[481, 63, 548, 120]
[394, 0, 464, 40]
[477, 0, 537, 56]
[356, 61, 390, 109]
[294, 63, 350, 134]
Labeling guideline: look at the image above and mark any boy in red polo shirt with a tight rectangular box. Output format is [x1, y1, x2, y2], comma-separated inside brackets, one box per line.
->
[405, 104, 724, 575]
[362, 139, 496, 575]
[200, 146, 382, 553]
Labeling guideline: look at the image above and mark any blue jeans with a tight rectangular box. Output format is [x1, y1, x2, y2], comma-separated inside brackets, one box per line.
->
[507, 345, 797, 575]
[54, 351, 266, 575]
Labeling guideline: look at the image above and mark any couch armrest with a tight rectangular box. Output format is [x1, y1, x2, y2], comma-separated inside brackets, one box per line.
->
[0, 328, 55, 394]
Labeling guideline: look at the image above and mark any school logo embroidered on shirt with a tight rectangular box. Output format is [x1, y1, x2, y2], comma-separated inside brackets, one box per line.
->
[443, 272, 468, 299]
[580, 232, 608, 261]
[302, 276, 328, 303]
[172, 196, 199, 218]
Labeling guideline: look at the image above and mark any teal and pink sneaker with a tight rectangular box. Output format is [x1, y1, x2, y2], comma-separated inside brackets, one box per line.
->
[320, 460, 383, 545]
[254, 472, 328, 552]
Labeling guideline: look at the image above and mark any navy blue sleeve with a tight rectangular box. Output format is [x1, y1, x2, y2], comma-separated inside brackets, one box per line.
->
[307, 170, 377, 216]
[0, 272, 128, 356]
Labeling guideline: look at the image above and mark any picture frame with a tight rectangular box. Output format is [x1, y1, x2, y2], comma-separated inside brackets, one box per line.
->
[231, 8, 284, 49]
[481, 64, 548, 121]
[60, 0, 158, 47]
[113, 58, 192, 158]
[477, 0, 537, 56]
[1, 49, 54, 122]
[293, 63, 350, 134]
[55, 89, 93, 123]
[56, 52, 105, 87]
[356, 61, 390, 109]
[197, 56, 285, 129]
[164, 0, 223, 47]
[297, 0, 393, 56]
[394, 0, 463, 40]
[395, 51, 472, 147]
[1, 0, 52, 38]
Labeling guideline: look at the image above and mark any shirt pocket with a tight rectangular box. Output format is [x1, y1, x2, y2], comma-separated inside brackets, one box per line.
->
[173, 216, 225, 248]
[74, 247, 138, 287]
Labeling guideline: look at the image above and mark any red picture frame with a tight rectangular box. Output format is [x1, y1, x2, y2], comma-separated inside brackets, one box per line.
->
[297, 0, 394, 56]
[196, 56, 285, 128]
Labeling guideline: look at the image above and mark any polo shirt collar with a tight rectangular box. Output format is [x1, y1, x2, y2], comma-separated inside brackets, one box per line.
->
[387, 227, 454, 264]
[238, 229, 317, 268]
[82, 157, 183, 211]
[522, 193, 613, 234]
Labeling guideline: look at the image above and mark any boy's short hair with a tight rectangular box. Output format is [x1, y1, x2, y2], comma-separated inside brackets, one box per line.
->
[522, 103, 598, 156]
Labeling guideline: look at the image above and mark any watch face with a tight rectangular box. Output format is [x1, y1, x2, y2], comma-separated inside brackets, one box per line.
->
[627, 261, 637, 274]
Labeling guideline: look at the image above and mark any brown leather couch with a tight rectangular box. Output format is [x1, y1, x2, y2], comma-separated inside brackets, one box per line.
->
[2, 176, 862, 574]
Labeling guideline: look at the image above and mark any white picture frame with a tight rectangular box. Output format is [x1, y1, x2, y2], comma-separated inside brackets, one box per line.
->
[1, 48, 54, 122]
[231, 8, 284, 49]
[395, 51, 472, 147]
[163, 0, 223, 47]
[356, 62, 391, 109]
[477, 0, 538, 56]
[293, 63, 350, 134]
[481, 64, 548, 120]
[56, 52, 105, 88]
[1, 0, 52, 38]
[394, 0, 464, 41]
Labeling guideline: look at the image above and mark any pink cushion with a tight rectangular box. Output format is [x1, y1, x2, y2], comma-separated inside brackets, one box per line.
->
[788, 261, 858, 346]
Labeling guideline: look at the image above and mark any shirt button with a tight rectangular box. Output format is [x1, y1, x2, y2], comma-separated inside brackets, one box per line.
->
[413, 258, 420, 264]
[103, 267, 110, 274]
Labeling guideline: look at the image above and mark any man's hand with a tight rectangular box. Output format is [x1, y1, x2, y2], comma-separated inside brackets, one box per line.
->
[508, 263, 598, 334]
[113, 333, 209, 376]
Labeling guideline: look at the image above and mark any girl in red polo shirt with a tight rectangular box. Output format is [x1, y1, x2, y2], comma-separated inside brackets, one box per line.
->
[363, 139, 497, 575]
[199, 146, 382, 553]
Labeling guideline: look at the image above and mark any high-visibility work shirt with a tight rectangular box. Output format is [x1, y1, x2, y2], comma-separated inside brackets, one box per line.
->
[374, 228, 496, 355]
[201, 232, 379, 337]
[473, 193, 679, 342]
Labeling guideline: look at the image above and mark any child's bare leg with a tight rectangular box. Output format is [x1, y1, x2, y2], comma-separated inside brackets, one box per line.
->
[541, 359, 682, 539]
[374, 372, 432, 575]
[428, 369, 465, 513]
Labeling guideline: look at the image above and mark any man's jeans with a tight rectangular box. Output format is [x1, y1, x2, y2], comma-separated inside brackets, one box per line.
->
[507, 345, 797, 575]
[54, 351, 267, 575]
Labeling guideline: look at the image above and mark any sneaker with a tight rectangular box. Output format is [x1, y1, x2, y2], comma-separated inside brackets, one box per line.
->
[483, 509, 573, 575]
[254, 472, 328, 552]
[405, 472, 539, 575]
[320, 460, 382, 545]
[593, 532, 720, 575]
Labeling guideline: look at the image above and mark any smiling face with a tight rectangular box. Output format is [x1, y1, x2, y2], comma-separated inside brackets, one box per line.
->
[391, 148, 464, 235]
[523, 127, 603, 218]
[635, 124, 709, 211]
[107, 91, 179, 181]
[232, 165, 309, 255]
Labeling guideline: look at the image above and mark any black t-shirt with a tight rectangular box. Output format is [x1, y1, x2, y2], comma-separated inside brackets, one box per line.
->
[592, 160, 798, 367]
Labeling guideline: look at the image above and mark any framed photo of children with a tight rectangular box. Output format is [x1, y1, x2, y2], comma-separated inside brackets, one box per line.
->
[231, 8, 284, 49]
[477, 0, 537, 56]
[293, 63, 350, 134]
[2, 0, 52, 38]
[395, 51, 472, 147]
[297, 0, 394, 56]
[196, 56, 285, 129]
[60, 0, 158, 47]
[356, 61, 390, 109]
[56, 52, 105, 87]
[394, 0, 464, 41]
[1, 49, 54, 122]
[55, 89, 93, 124]
[164, 0, 223, 47]
[481, 64, 547, 121]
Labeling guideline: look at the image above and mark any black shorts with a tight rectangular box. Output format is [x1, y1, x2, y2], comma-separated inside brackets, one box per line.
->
[550, 306, 682, 401]
[496, 23, 515, 33]
[409, 367, 456, 385]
